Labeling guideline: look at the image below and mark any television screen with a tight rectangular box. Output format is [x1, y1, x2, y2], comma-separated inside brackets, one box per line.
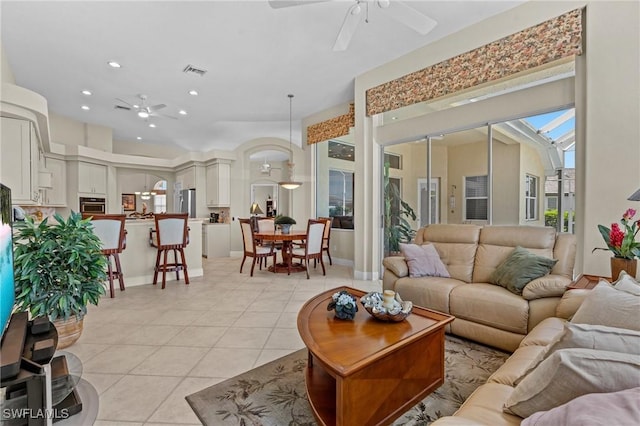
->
[0, 183, 15, 336]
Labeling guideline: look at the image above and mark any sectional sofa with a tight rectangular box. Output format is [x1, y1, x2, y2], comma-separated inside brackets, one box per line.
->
[382, 224, 576, 352]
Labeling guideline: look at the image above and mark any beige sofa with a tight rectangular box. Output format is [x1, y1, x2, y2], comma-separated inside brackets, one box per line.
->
[431, 276, 640, 425]
[383, 224, 576, 352]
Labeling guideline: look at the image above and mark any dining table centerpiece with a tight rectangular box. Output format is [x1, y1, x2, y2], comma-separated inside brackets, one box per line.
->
[592, 208, 640, 279]
[274, 215, 296, 234]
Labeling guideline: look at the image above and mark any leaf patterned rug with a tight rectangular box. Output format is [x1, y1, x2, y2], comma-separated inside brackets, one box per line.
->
[186, 335, 509, 426]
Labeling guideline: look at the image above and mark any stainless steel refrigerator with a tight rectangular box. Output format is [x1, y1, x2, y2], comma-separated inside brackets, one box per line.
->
[179, 189, 196, 218]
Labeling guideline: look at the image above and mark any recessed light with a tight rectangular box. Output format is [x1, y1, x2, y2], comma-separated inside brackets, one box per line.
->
[136, 137, 142, 140]
[188, 90, 198, 96]
[391, 116, 398, 120]
[149, 123, 156, 128]
[81, 90, 92, 96]
[81, 105, 90, 110]
[108, 61, 121, 68]
[179, 110, 187, 115]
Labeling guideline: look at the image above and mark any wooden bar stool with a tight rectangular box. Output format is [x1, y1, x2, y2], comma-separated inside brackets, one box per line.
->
[83, 214, 127, 298]
[149, 213, 190, 289]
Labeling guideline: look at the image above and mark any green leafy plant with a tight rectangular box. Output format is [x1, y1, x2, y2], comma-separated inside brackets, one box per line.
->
[274, 215, 296, 225]
[13, 212, 108, 321]
[384, 162, 417, 255]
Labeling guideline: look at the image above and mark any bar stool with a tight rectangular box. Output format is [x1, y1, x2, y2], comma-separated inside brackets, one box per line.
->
[149, 213, 190, 289]
[83, 214, 127, 298]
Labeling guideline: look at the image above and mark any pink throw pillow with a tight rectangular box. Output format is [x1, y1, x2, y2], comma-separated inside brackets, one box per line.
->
[399, 243, 450, 278]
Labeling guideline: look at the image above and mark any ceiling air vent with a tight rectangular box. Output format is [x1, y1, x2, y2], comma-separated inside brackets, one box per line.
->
[182, 64, 208, 76]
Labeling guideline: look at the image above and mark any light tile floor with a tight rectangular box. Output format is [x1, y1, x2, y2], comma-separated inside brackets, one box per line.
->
[61, 256, 381, 425]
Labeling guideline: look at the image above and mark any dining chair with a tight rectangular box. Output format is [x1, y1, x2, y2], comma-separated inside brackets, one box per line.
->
[149, 213, 190, 289]
[318, 216, 333, 265]
[239, 218, 276, 276]
[290, 219, 326, 279]
[83, 214, 127, 298]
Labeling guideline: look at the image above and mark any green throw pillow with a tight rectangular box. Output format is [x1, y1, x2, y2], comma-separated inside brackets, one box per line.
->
[489, 246, 558, 295]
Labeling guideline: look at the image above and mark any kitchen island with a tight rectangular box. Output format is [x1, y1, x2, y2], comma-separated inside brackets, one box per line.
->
[118, 219, 203, 287]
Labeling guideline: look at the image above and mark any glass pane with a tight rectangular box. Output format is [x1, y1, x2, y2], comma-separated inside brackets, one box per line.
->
[466, 199, 488, 220]
[384, 153, 402, 169]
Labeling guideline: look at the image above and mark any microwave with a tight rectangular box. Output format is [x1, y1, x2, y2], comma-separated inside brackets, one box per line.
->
[79, 197, 106, 214]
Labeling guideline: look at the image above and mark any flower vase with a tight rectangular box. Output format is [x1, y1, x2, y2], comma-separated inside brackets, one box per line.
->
[611, 257, 637, 280]
[280, 224, 291, 234]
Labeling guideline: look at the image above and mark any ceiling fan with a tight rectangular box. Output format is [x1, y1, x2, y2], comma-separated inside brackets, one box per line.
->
[269, 0, 437, 51]
[114, 94, 177, 120]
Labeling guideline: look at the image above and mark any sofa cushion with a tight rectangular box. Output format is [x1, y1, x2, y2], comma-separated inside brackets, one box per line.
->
[450, 284, 529, 334]
[521, 387, 640, 426]
[555, 288, 591, 320]
[504, 348, 640, 418]
[417, 224, 481, 283]
[519, 317, 566, 347]
[488, 345, 546, 386]
[571, 282, 640, 331]
[521, 274, 571, 300]
[473, 226, 556, 284]
[400, 243, 450, 278]
[394, 276, 465, 314]
[488, 247, 557, 295]
[454, 383, 521, 426]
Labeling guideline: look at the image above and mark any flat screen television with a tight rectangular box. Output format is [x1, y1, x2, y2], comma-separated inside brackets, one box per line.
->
[0, 183, 15, 337]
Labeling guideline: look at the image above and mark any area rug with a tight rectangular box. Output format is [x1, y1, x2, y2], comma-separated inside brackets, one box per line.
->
[186, 335, 509, 425]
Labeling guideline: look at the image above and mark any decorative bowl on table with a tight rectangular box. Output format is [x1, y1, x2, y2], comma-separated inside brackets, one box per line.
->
[360, 290, 412, 322]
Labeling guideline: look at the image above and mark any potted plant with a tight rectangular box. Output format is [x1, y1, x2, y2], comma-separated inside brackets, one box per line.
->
[274, 215, 296, 234]
[384, 162, 417, 255]
[13, 212, 107, 348]
[592, 208, 640, 279]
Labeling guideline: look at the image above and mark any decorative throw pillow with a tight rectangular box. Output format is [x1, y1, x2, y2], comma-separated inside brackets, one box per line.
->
[612, 271, 640, 296]
[489, 246, 558, 295]
[513, 322, 640, 385]
[399, 243, 450, 278]
[521, 387, 640, 426]
[504, 348, 640, 418]
[571, 282, 640, 331]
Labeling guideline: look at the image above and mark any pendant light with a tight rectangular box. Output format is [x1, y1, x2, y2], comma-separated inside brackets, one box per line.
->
[279, 94, 302, 190]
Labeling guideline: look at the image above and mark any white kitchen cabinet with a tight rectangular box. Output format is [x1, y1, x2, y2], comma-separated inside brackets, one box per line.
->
[206, 160, 231, 207]
[176, 166, 196, 190]
[41, 157, 67, 206]
[78, 162, 107, 195]
[202, 223, 230, 258]
[0, 117, 39, 204]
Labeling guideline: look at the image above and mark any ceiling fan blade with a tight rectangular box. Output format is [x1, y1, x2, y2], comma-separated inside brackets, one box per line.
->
[147, 103, 167, 112]
[154, 112, 178, 120]
[379, 0, 437, 35]
[268, 0, 329, 9]
[115, 97, 136, 108]
[333, 3, 363, 52]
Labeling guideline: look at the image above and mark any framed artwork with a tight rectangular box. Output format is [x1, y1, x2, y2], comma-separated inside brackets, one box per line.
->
[122, 193, 136, 211]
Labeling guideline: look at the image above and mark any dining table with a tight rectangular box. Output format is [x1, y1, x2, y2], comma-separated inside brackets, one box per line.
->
[254, 229, 307, 273]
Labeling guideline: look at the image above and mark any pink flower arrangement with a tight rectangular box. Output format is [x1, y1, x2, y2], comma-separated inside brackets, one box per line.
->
[593, 209, 640, 260]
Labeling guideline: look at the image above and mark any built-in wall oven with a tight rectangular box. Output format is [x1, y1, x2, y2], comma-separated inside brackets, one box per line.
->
[79, 197, 106, 214]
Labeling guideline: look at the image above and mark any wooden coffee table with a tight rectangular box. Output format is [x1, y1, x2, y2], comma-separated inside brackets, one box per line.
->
[297, 287, 454, 426]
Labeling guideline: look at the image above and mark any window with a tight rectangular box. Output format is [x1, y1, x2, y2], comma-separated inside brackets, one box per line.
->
[384, 153, 402, 169]
[546, 196, 558, 210]
[328, 169, 354, 224]
[525, 174, 538, 220]
[328, 140, 355, 162]
[153, 180, 167, 214]
[389, 177, 401, 226]
[464, 175, 488, 221]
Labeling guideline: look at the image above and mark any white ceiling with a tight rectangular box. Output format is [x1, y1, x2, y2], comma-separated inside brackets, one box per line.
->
[1, 0, 524, 153]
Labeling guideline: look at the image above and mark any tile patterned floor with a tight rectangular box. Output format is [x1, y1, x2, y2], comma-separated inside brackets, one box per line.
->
[61, 256, 381, 425]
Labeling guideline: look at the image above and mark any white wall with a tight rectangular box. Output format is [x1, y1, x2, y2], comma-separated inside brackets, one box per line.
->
[1, 43, 15, 84]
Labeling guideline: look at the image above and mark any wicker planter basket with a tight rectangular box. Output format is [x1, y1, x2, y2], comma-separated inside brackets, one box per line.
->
[53, 315, 84, 349]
